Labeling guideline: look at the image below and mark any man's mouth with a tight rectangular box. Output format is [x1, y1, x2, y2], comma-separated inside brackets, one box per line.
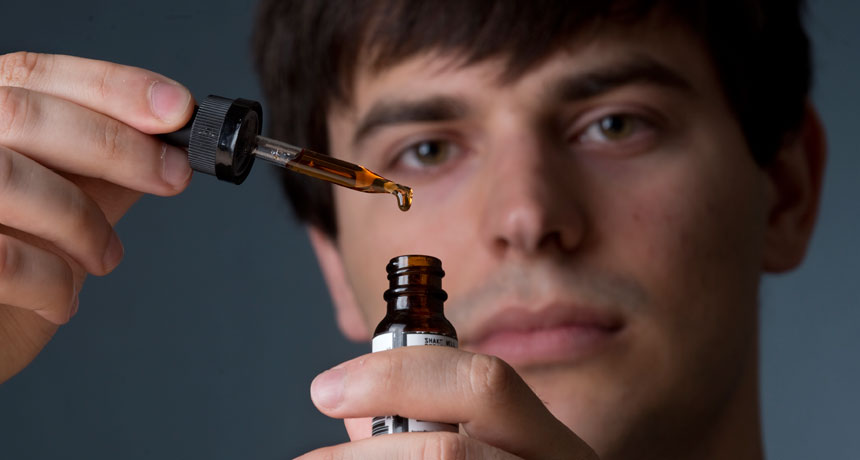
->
[463, 303, 625, 367]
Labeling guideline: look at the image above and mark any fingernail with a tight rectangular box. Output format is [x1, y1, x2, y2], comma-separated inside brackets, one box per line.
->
[311, 368, 345, 409]
[150, 80, 191, 123]
[162, 144, 191, 189]
[102, 231, 124, 271]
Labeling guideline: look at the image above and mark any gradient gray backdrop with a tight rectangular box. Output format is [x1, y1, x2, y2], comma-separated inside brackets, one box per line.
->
[0, 1, 857, 458]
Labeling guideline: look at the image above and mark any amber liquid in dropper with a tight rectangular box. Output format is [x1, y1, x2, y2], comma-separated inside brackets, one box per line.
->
[284, 149, 413, 211]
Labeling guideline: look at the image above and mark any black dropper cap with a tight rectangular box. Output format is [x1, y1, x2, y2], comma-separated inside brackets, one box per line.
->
[159, 95, 263, 185]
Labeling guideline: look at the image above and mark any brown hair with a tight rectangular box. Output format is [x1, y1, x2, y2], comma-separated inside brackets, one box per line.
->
[252, 0, 811, 238]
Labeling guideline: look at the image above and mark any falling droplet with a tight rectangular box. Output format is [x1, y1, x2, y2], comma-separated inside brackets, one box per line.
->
[384, 182, 413, 211]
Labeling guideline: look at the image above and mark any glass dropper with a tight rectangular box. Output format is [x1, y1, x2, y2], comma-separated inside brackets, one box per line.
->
[160, 95, 412, 211]
[252, 136, 412, 211]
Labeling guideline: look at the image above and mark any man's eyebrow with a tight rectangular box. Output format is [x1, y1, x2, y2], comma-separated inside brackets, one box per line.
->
[350, 57, 689, 146]
[353, 96, 468, 147]
[551, 56, 694, 102]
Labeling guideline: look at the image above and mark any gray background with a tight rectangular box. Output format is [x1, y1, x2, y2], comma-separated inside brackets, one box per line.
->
[0, 0, 856, 458]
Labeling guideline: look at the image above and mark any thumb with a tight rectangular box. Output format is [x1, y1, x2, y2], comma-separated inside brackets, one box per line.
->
[344, 417, 373, 441]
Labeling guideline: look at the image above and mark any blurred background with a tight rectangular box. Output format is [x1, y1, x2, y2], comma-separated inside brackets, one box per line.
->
[0, 0, 857, 458]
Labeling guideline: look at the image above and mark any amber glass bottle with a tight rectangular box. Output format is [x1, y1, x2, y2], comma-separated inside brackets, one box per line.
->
[371, 255, 458, 436]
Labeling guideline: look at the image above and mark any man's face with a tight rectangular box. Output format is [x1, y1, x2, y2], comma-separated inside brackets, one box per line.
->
[320, 19, 771, 456]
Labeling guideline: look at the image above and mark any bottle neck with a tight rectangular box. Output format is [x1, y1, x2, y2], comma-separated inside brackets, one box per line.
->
[383, 255, 448, 313]
[387, 295, 445, 312]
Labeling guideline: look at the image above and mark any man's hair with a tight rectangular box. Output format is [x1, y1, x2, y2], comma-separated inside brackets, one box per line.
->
[252, 0, 810, 239]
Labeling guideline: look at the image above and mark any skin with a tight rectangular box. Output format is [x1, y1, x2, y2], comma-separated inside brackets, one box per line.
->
[0, 16, 824, 460]
[0, 52, 194, 380]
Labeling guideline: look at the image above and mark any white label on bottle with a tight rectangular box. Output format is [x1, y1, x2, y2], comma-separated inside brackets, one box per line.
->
[372, 332, 458, 352]
[371, 331, 459, 436]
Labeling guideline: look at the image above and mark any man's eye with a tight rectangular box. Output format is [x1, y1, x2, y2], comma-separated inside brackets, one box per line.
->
[579, 114, 644, 143]
[397, 140, 459, 169]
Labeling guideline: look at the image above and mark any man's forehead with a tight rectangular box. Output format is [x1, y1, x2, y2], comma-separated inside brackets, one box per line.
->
[333, 21, 704, 123]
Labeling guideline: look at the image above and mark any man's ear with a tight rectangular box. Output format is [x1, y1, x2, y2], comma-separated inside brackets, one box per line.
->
[763, 102, 827, 272]
[307, 226, 370, 342]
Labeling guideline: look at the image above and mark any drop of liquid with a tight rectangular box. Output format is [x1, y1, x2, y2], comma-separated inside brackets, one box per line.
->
[384, 182, 413, 211]
[393, 187, 413, 211]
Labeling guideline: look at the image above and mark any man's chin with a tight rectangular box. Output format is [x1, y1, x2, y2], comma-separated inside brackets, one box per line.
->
[517, 365, 641, 458]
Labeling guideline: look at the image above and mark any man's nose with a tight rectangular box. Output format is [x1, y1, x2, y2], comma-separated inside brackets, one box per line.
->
[478, 131, 587, 260]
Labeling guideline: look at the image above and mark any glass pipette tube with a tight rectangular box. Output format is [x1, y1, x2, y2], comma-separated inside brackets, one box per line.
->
[252, 136, 413, 211]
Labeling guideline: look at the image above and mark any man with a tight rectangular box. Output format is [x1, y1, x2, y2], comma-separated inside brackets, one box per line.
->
[0, 0, 824, 458]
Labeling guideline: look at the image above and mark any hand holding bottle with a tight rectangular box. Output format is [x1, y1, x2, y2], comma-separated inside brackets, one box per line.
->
[303, 347, 598, 459]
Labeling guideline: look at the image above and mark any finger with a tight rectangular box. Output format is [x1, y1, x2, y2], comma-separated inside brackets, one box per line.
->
[0, 87, 191, 195]
[62, 174, 142, 226]
[310, 347, 597, 460]
[0, 233, 75, 325]
[344, 417, 372, 441]
[296, 432, 523, 460]
[0, 52, 193, 134]
[0, 302, 61, 382]
[0, 146, 122, 274]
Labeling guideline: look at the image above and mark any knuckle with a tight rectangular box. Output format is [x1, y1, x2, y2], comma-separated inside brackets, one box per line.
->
[370, 351, 403, 395]
[0, 51, 45, 88]
[96, 116, 125, 161]
[93, 62, 114, 101]
[419, 433, 467, 460]
[0, 86, 29, 139]
[0, 234, 18, 281]
[65, 197, 91, 235]
[64, 192, 108, 266]
[466, 353, 515, 402]
[0, 148, 17, 195]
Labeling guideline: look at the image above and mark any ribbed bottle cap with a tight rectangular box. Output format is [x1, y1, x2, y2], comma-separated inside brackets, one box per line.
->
[187, 95, 262, 184]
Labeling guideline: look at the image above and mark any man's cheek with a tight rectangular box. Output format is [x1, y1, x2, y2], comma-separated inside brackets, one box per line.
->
[619, 187, 760, 356]
[601, 191, 727, 353]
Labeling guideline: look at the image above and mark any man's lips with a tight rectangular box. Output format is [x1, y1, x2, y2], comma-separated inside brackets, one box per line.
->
[463, 303, 624, 367]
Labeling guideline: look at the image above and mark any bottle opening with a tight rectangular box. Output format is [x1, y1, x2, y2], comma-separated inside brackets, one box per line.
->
[384, 255, 447, 302]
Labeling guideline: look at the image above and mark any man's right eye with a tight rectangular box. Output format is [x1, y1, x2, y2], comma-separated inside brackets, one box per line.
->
[395, 140, 462, 170]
